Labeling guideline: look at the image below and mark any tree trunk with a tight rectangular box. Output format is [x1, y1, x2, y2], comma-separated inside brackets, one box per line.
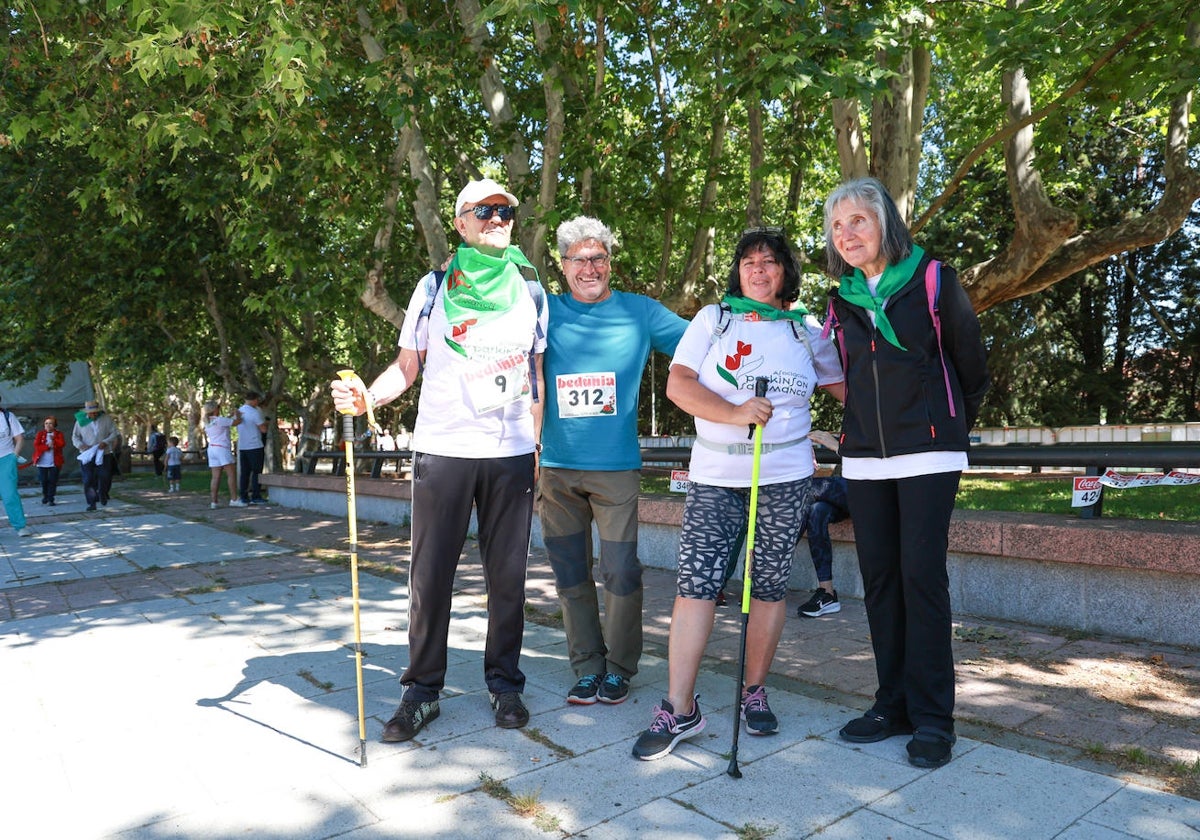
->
[673, 103, 728, 314]
[456, 0, 536, 255]
[746, 97, 764, 227]
[964, 10, 1200, 311]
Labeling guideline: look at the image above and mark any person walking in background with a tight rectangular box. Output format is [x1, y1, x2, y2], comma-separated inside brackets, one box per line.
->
[236, 391, 269, 505]
[631, 227, 843, 761]
[539, 215, 687, 708]
[148, 423, 168, 477]
[822, 177, 990, 770]
[72, 399, 120, 512]
[33, 416, 65, 506]
[204, 399, 243, 509]
[165, 436, 183, 493]
[331, 177, 547, 743]
[795, 429, 850, 618]
[0, 394, 33, 537]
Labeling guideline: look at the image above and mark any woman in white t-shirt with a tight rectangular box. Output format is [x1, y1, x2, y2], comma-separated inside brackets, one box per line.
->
[632, 227, 844, 761]
[203, 400, 242, 509]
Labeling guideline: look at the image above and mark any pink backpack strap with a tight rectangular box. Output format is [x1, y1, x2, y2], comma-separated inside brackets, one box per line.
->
[821, 298, 848, 378]
[925, 260, 956, 418]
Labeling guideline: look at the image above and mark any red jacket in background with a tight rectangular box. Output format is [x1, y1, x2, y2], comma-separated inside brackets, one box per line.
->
[33, 429, 65, 468]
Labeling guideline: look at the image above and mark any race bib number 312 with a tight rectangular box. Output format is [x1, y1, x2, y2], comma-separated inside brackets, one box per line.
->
[556, 372, 617, 418]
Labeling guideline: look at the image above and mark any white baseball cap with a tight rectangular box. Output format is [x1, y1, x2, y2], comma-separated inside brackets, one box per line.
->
[454, 178, 519, 217]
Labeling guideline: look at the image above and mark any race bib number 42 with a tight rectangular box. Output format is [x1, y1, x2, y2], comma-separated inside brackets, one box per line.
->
[556, 372, 617, 418]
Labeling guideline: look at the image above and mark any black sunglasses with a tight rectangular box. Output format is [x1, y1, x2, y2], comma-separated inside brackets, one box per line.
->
[460, 203, 516, 221]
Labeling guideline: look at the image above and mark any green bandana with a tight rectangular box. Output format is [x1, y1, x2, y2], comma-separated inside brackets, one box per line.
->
[836, 244, 925, 351]
[442, 245, 537, 334]
[721, 294, 809, 322]
[75, 411, 94, 427]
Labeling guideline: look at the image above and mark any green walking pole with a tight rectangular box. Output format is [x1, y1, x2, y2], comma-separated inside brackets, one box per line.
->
[727, 375, 769, 779]
[337, 370, 371, 768]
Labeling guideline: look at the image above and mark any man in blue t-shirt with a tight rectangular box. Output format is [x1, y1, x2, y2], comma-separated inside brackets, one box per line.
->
[539, 216, 688, 707]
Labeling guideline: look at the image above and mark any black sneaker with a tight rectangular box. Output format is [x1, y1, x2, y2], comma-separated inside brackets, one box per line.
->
[907, 727, 956, 768]
[567, 673, 603, 705]
[797, 588, 841, 617]
[632, 696, 706, 761]
[839, 711, 912, 743]
[740, 684, 778, 735]
[381, 697, 440, 742]
[491, 692, 529, 729]
[598, 673, 630, 705]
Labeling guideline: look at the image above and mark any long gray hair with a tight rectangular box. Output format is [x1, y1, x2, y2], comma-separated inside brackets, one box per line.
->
[823, 177, 914, 278]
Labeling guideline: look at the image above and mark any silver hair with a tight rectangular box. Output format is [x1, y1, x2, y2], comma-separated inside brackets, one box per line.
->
[823, 177, 914, 277]
[556, 216, 615, 256]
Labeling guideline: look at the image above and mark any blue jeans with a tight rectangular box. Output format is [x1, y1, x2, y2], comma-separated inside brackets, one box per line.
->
[800, 501, 840, 582]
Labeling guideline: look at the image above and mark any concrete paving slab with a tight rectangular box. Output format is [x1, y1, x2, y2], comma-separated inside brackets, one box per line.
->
[594, 798, 740, 839]
[1081, 783, 1200, 838]
[678, 737, 927, 836]
[871, 742, 1122, 839]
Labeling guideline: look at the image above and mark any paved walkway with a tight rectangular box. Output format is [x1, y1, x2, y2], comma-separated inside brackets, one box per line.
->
[2, 482, 1198, 838]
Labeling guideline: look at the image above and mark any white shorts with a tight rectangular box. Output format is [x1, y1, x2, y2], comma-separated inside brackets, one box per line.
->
[207, 447, 234, 468]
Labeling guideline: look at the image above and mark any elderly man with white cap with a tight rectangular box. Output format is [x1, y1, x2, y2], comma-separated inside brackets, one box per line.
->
[331, 177, 547, 742]
[71, 399, 121, 512]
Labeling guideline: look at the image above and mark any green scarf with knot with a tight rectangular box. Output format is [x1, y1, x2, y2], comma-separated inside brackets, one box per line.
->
[442, 246, 537, 343]
[722, 294, 809, 322]
[836, 243, 925, 351]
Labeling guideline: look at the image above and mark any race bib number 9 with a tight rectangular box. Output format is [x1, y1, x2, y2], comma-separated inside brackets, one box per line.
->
[463, 352, 530, 414]
[556, 372, 617, 418]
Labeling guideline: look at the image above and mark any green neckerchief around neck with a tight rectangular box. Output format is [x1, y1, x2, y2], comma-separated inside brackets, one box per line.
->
[722, 294, 809, 322]
[836, 243, 925, 351]
[442, 245, 536, 339]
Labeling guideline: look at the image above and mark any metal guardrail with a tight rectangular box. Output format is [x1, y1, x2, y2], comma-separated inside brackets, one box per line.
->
[303, 443, 1200, 518]
[638, 443, 1200, 519]
[303, 449, 412, 478]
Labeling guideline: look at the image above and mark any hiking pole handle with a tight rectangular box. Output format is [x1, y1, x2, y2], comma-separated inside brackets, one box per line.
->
[747, 376, 769, 438]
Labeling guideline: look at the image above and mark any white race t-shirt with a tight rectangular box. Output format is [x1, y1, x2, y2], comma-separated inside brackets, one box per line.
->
[671, 305, 842, 487]
[398, 272, 549, 458]
[0, 411, 24, 458]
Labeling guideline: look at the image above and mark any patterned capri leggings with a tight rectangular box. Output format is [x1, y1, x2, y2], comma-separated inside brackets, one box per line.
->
[677, 478, 811, 602]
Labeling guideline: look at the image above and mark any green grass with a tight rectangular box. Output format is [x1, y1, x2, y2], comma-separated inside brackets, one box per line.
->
[641, 473, 1199, 522]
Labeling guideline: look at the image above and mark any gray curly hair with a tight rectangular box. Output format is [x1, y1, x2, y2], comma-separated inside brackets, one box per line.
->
[556, 216, 615, 256]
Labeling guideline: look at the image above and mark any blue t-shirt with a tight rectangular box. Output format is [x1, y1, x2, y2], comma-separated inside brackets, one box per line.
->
[541, 290, 687, 471]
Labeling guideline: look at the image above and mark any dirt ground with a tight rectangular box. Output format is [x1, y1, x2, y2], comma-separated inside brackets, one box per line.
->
[950, 621, 1200, 800]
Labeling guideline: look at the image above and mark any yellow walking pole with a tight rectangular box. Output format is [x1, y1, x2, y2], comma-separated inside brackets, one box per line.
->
[336, 370, 371, 768]
[727, 375, 769, 779]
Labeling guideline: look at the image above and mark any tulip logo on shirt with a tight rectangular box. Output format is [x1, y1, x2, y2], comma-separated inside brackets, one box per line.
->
[718, 340, 762, 385]
[445, 318, 478, 356]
